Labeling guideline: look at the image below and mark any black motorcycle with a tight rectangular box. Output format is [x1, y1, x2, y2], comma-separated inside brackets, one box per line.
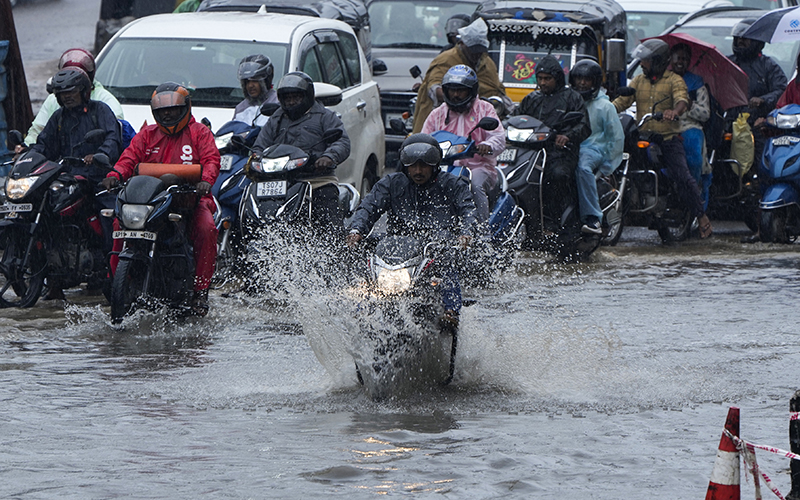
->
[497, 111, 601, 260]
[107, 165, 202, 324]
[0, 130, 112, 307]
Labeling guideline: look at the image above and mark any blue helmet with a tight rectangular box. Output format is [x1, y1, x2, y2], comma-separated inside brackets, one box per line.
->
[442, 64, 479, 113]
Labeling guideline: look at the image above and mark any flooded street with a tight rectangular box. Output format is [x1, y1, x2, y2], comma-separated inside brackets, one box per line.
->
[2, 226, 800, 498]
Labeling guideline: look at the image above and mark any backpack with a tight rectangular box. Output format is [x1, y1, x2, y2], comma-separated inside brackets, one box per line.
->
[119, 119, 136, 150]
[703, 85, 726, 154]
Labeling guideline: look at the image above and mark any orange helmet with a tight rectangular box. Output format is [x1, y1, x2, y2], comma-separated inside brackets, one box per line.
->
[58, 48, 96, 82]
[151, 82, 192, 135]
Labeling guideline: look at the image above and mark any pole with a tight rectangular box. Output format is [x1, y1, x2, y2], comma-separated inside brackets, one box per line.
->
[787, 391, 800, 500]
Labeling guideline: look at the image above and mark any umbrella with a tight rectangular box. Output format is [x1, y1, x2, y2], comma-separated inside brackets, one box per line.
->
[741, 6, 800, 44]
[644, 33, 749, 110]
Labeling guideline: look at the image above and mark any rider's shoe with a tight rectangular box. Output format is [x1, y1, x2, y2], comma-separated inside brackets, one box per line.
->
[439, 309, 459, 330]
[581, 217, 602, 235]
[741, 232, 760, 244]
[191, 289, 210, 317]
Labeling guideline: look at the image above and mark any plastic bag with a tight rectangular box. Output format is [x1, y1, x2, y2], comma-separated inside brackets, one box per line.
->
[730, 112, 754, 177]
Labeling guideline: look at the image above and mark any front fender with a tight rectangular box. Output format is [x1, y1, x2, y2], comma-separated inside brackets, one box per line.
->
[117, 246, 151, 264]
[760, 183, 800, 210]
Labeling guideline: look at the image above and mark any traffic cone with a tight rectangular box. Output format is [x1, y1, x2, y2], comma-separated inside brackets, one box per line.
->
[705, 406, 741, 500]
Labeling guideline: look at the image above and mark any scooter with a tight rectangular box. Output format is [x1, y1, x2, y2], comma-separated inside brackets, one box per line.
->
[350, 235, 458, 400]
[497, 111, 601, 260]
[0, 130, 113, 307]
[758, 104, 800, 242]
[106, 164, 201, 324]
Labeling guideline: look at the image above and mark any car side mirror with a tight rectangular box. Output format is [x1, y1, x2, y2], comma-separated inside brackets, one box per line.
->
[314, 82, 343, 107]
[372, 59, 388, 76]
[260, 102, 280, 117]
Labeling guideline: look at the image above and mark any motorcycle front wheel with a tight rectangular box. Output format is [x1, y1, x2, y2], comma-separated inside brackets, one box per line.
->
[0, 229, 47, 308]
[110, 258, 149, 324]
[656, 205, 693, 243]
[760, 208, 789, 243]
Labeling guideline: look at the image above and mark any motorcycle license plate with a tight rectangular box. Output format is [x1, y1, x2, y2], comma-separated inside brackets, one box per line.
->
[496, 148, 517, 162]
[256, 180, 287, 197]
[113, 230, 157, 241]
[772, 136, 800, 147]
[220, 154, 235, 171]
[0, 203, 33, 214]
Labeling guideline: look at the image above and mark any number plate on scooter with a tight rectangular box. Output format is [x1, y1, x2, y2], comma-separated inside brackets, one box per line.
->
[256, 180, 287, 197]
[0, 203, 33, 214]
[113, 230, 157, 241]
[220, 154, 235, 171]
[496, 148, 517, 162]
[772, 136, 800, 147]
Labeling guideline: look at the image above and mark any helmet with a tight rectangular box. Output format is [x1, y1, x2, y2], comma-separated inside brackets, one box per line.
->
[732, 19, 764, 60]
[445, 14, 471, 37]
[631, 39, 670, 79]
[151, 82, 192, 135]
[238, 54, 274, 97]
[51, 67, 92, 106]
[276, 71, 315, 120]
[442, 64, 479, 113]
[399, 133, 442, 172]
[569, 59, 603, 101]
[58, 48, 96, 82]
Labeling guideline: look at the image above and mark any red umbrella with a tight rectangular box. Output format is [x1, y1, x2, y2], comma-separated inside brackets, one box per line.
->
[643, 32, 749, 110]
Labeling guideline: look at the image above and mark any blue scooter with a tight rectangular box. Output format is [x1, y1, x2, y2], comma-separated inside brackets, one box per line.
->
[759, 104, 800, 243]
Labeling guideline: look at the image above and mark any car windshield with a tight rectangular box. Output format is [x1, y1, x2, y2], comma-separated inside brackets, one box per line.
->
[95, 38, 289, 108]
[627, 12, 685, 54]
[368, 0, 479, 48]
[673, 25, 800, 77]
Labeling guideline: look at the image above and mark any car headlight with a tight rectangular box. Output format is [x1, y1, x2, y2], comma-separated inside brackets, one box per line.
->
[215, 132, 234, 150]
[376, 267, 412, 294]
[120, 204, 154, 230]
[6, 176, 39, 200]
[771, 113, 800, 129]
[254, 155, 308, 173]
[507, 126, 549, 143]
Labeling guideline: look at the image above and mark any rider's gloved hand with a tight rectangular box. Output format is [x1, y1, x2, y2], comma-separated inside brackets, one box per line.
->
[346, 232, 362, 248]
[555, 135, 570, 149]
[14, 144, 27, 155]
[101, 176, 119, 190]
[83, 154, 94, 165]
[476, 143, 492, 156]
[315, 155, 334, 171]
[196, 181, 212, 197]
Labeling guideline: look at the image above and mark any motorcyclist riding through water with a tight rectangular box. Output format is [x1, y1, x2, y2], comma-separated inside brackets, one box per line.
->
[232, 54, 278, 127]
[346, 133, 478, 328]
[101, 82, 221, 316]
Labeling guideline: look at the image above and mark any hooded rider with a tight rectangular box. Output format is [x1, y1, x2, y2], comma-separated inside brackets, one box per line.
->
[513, 55, 591, 228]
[440, 13, 471, 53]
[252, 71, 351, 233]
[569, 59, 624, 235]
[232, 54, 278, 127]
[346, 133, 478, 327]
[613, 39, 712, 238]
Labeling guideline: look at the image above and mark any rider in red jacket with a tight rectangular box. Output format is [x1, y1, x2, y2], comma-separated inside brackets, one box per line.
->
[102, 82, 221, 315]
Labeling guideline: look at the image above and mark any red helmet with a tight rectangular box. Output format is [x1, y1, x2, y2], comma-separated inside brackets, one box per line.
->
[151, 82, 192, 135]
[58, 48, 96, 82]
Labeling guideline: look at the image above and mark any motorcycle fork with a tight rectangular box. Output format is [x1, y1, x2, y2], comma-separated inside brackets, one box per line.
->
[19, 193, 50, 274]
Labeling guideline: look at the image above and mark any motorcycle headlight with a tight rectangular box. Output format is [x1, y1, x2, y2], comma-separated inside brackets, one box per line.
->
[215, 132, 234, 150]
[773, 113, 800, 129]
[507, 126, 549, 143]
[6, 176, 39, 200]
[256, 155, 307, 173]
[445, 143, 469, 158]
[376, 267, 412, 294]
[120, 204, 155, 230]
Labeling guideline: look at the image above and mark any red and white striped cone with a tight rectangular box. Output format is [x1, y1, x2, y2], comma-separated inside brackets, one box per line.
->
[706, 407, 741, 500]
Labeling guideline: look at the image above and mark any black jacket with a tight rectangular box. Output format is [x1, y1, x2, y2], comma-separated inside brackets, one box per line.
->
[349, 170, 478, 238]
[33, 100, 121, 185]
[252, 100, 351, 178]
[728, 52, 788, 120]
[513, 55, 591, 153]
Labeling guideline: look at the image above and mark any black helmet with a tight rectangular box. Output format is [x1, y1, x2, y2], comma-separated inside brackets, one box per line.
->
[151, 82, 192, 135]
[277, 71, 315, 120]
[445, 14, 471, 37]
[569, 59, 603, 101]
[51, 67, 92, 106]
[399, 133, 442, 175]
[631, 39, 670, 80]
[732, 19, 764, 60]
[442, 64, 479, 113]
[238, 54, 274, 98]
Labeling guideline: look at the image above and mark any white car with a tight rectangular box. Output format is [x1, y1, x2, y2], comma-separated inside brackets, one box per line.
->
[94, 11, 384, 194]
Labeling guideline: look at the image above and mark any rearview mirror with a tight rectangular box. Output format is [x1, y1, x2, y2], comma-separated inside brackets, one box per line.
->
[323, 129, 343, 143]
[409, 65, 422, 79]
[314, 82, 343, 107]
[7, 130, 24, 148]
[477, 117, 499, 131]
[83, 129, 107, 145]
[260, 102, 280, 117]
[389, 118, 407, 135]
[617, 86, 636, 97]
